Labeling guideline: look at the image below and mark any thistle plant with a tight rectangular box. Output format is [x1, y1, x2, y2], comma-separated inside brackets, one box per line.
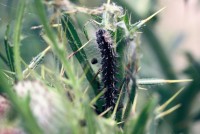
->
[0, 0, 193, 134]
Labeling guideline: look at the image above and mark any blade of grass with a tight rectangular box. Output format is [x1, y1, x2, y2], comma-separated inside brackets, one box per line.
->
[4, 25, 15, 73]
[42, 35, 78, 90]
[13, 0, 26, 80]
[98, 107, 112, 117]
[90, 89, 106, 106]
[34, 0, 79, 91]
[61, 15, 100, 95]
[111, 81, 124, 120]
[0, 53, 8, 66]
[84, 99, 97, 134]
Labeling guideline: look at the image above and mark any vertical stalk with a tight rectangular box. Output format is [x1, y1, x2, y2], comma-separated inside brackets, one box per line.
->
[13, 0, 26, 80]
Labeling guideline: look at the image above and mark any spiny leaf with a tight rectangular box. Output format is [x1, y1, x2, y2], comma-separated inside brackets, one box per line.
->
[123, 11, 130, 30]
[61, 14, 100, 95]
[114, 0, 177, 81]
[115, 26, 127, 122]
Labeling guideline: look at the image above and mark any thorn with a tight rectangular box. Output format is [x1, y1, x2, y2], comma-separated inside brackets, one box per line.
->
[137, 7, 166, 28]
[138, 86, 148, 90]
[31, 24, 61, 30]
[138, 79, 193, 85]
[156, 87, 184, 112]
[68, 39, 93, 59]
[98, 107, 112, 117]
[156, 104, 181, 119]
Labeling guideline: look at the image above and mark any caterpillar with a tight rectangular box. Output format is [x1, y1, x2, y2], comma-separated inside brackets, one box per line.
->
[96, 29, 119, 111]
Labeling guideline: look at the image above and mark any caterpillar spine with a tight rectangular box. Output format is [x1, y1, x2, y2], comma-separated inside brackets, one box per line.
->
[96, 29, 119, 111]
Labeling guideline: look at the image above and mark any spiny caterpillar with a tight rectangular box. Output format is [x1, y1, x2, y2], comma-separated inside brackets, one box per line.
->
[96, 29, 119, 111]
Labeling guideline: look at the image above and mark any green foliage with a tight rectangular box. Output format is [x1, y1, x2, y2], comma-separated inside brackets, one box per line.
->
[13, 0, 26, 80]
[61, 15, 100, 95]
[4, 25, 15, 73]
[0, 0, 197, 134]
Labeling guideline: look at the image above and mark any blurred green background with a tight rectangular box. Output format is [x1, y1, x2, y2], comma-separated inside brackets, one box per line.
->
[0, 0, 200, 133]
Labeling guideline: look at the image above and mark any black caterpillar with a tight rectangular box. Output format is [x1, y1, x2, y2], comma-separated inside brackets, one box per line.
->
[96, 29, 119, 111]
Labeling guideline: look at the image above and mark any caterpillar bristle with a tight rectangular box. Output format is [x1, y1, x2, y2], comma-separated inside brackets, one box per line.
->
[96, 29, 119, 112]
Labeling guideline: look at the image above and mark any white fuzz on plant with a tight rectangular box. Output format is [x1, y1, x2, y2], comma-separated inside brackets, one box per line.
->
[0, 95, 10, 118]
[14, 81, 69, 134]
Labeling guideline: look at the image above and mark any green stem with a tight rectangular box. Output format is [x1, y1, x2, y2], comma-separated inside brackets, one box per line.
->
[13, 0, 26, 80]
[34, 0, 78, 90]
